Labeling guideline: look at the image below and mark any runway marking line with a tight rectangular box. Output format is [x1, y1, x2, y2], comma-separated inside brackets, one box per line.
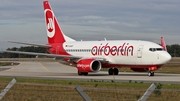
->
[2, 62, 22, 72]
[4, 67, 14, 72]
[57, 62, 77, 70]
[40, 63, 51, 72]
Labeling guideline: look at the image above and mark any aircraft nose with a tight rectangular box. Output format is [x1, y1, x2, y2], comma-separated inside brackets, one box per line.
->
[162, 52, 171, 63]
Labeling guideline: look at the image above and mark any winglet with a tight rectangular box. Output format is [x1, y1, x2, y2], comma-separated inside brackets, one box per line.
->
[160, 37, 167, 51]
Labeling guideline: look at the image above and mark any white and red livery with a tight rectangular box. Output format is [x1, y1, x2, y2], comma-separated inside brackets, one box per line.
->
[5, 0, 171, 76]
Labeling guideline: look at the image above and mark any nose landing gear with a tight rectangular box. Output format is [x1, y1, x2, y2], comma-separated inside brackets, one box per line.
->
[148, 71, 154, 76]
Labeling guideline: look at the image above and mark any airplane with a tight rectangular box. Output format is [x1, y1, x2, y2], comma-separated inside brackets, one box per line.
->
[3, 0, 171, 76]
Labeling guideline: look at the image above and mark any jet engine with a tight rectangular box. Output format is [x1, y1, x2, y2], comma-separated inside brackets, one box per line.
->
[76, 58, 101, 72]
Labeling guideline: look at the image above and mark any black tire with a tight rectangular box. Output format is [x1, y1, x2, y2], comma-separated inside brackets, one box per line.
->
[148, 71, 154, 77]
[83, 72, 88, 76]
[108, 68, 113, 75]
[108, 68, 119, 75]
[151, 72, 154, 76]
[78, 71, 83, 75]
[114, 68, 119, 75]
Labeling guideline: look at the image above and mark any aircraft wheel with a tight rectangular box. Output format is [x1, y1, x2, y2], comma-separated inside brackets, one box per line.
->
[151, 72, 154, 76]
[148, 71, 154, 77]
[83, 72, 88, 76]
[108, 68, 113, 75]
[114, 68, 119, 75]
[78, 71, 88, 76]
[108, 68, 119, 75]
[78, 71, 83, 75]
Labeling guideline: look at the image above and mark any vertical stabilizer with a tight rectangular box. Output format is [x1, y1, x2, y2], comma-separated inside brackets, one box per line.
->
[43, 0, 75, 44]
[161, 37, 167, 51]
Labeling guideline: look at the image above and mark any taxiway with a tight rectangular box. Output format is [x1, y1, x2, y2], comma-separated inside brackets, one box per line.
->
[0, 61, 180, 84]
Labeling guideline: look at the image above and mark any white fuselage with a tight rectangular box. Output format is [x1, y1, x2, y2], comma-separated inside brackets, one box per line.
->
[63, 40, 171, 66]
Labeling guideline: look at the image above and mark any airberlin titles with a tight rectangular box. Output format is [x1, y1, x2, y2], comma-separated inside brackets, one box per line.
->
[91, 43, 134, 56]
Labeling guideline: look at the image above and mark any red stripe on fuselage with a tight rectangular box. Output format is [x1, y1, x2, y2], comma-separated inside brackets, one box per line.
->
[102, 63, 163, 68]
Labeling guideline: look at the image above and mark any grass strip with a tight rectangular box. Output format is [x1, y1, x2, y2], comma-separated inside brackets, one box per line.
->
[0, 77, 180, 101]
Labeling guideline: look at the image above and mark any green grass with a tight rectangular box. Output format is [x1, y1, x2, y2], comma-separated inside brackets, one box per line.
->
[0, 78, 180, 101]
[0, 62, 12, 66]
[0, 58, 180, 100]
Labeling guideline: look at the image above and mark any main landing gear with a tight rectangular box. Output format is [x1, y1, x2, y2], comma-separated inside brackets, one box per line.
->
[148, 71, 154, 76]
[108, 68, 119, 75]
[78, 71, 88, 76]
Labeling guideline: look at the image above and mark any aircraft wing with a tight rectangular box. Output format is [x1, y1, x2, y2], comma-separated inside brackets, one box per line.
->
[8, 41, 51, 48]
[2, 50, 109, 62]
[3, 50, 81, 59]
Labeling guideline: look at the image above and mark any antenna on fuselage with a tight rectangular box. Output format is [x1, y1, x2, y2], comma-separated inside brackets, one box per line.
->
[104, 38, 107, 41]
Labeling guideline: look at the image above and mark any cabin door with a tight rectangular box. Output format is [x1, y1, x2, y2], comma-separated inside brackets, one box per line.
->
[137, 45, 143, 58]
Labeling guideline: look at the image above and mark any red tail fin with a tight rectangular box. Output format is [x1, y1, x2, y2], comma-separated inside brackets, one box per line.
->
[161, 37, 167, 51]
[43, 1, 75, 44]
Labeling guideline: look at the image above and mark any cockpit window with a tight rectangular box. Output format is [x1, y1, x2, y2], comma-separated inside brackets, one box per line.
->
[156, 48, 164, 51]
[149, 48, 164, 52]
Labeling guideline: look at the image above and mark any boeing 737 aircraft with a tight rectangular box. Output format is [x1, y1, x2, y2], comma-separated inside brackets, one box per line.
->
[4, 0, 171, 76]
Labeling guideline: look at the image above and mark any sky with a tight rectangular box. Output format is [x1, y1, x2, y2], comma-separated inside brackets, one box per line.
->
[0, 0, 180, 50]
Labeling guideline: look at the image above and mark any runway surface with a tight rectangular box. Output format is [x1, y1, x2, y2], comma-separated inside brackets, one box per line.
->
[0, 61, 180, 84]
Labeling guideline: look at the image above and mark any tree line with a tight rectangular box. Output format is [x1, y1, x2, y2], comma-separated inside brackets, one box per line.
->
[0, 44, 180, 58]
[0, 46, 47, 58]
[166, 44, 180, 57]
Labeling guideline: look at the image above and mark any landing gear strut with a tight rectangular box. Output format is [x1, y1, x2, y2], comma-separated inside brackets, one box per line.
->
[108, 68, 119, 75]
[148, 71, 154, 76]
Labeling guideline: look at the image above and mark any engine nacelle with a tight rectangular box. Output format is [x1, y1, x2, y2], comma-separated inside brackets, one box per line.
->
[77, 58, 101, 72]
